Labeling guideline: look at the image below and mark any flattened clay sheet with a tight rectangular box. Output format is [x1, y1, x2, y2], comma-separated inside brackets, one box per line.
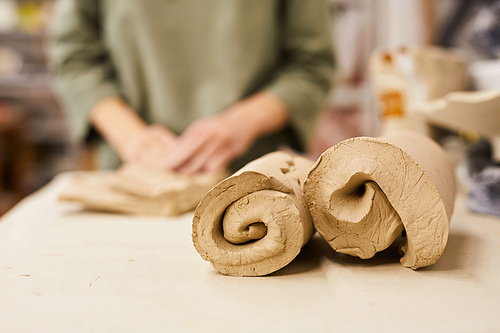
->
[304, 131, 456, 269]
[192, 152, 315, 277]
[58, 165, 226, 216]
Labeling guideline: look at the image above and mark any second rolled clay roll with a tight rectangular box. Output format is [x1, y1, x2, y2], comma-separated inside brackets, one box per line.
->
[192, 152, 314, 277]
[304, 131, 456, 269]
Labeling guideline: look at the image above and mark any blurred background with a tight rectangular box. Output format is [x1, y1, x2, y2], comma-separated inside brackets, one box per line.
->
[1, 0, 500, 215]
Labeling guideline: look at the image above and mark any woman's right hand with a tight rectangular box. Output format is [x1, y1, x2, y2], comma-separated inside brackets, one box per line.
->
[121, 124, 176, 169]
[90, 96, 177, 170]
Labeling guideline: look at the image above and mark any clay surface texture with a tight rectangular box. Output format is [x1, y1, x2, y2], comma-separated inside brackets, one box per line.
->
[58, 165, 225, 216]
[304, 131, 456, 269]
[192, 152, 314, 277]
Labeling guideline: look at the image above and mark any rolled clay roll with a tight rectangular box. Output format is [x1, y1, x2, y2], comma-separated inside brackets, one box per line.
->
[304, 131, 456, 269]
[192, 152, 315, 277]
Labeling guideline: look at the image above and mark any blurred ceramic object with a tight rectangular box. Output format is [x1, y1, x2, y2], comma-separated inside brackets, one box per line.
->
[369, 45, 468, 135]
[0, 47, 23, 76]
[18, 1, 47, 33]
[0, 0, 18, 33]
[470, 59, 500, 90]
[415, 90, 500, 138]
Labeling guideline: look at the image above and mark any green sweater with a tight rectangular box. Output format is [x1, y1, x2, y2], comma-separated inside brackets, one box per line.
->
[49, 0, 335, 169]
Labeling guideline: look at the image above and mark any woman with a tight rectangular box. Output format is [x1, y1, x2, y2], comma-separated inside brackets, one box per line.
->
[49, 0, 335, 174]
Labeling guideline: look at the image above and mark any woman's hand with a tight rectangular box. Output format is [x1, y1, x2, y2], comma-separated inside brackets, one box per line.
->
[89, 96, 177, 169]
[122, 124, 176, 169]
[90, 93, 289, 174]
[164, 92, 289, 175]
[162, 114, 255, 175]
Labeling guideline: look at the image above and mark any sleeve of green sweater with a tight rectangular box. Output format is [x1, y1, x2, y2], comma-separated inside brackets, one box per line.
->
[48, 0, 120, 141]
[264, 0, 336, 147]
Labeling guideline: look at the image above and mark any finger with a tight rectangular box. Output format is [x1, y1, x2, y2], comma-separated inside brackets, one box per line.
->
[202, 147, 235, 174]
[158, 132, 176, 150]
[176, 139, 223, 175]
[150, 124, 177, 145]
[137, 136, 173, 167]
[151, 132, 176, 157]
[164, 136, 205, 169]
[163, 128, 210, 169]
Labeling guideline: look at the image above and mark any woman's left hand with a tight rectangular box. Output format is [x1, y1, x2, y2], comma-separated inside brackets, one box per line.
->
[163, 92, 289, 175]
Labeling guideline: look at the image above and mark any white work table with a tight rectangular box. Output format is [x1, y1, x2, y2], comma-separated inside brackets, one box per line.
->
[1, 174, 499, 332]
